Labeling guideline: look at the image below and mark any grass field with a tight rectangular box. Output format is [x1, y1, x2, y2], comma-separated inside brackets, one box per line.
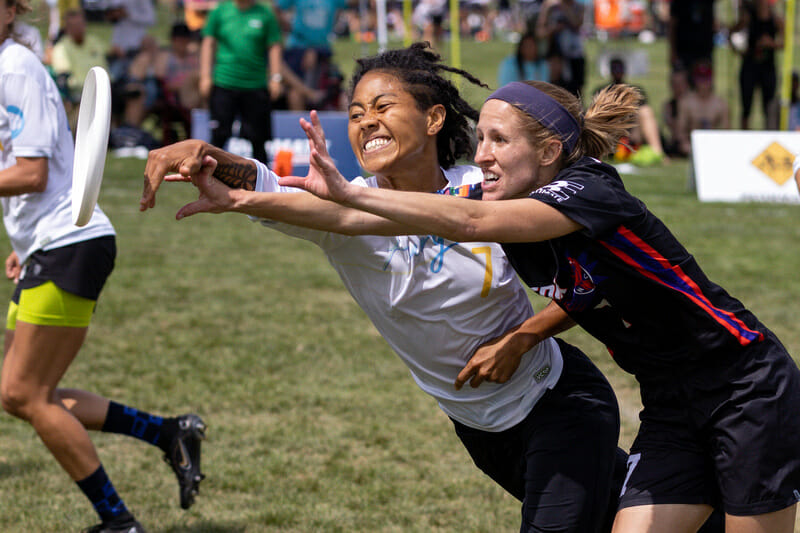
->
[3, 13, 800, 532]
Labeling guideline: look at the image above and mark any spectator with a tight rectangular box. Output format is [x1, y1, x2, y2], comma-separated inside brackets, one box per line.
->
[497, 31, 548, 87]
[668, 0, 715, 77]
[122, 22, 201, 145]
[593, 56, 666, 165]
[200, 0, 282, 163]
[183, 0, 219, 36]
[731, 0, 783, 130]
[412, 0, 447, 48]
[50, 9, 107, 106]
[105, 0, 156, 83]
[676, 61, 729, 156]
[273, 0, 347, 111]
[44, 0, 81, 44]
[536, 0, 585, 98]
[662, 67, 691, 157]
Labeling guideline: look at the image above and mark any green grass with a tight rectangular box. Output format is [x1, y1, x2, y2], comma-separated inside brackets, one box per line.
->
[6, 9, 800, 531]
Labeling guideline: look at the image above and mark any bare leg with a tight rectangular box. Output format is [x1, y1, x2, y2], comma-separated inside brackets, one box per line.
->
[1, 322, 102, 480]
[613, 504, 714, 533]
[638, 104, 666, 157]
[726, 504, 797, 533]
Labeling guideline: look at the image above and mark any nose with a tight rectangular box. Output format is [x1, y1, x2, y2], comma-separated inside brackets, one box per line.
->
[474, 139, 491, 165]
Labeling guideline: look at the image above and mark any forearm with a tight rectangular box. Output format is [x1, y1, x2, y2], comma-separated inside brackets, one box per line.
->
[343, 185, 489, 240]
[229, 188, 424, 235]
[200, 37, 215, 83]
[512, 301, 577, 351]
[0, 158, 48, 196]
[209, 149, 258, 190]
[340, 184, 580, 243]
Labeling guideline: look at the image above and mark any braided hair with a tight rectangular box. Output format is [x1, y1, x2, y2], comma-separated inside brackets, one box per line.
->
[348, 42, 488, 169]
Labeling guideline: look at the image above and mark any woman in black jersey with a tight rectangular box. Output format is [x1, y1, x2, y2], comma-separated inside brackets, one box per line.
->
[282, 80, 800, 532]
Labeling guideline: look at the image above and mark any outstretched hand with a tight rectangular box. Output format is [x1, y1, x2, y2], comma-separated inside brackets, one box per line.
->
[454, 323, 533, 390]
[168, 155, 238, 219]
[141, 140, 210, 211]
[278, 110, 353, 203]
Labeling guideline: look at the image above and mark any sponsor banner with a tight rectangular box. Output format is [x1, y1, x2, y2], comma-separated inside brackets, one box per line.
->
[691, 130, 800, 204]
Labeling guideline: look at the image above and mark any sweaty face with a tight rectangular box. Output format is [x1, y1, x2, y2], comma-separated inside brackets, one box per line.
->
[348, 72, 435, 177]
[475, 99, 545, 201]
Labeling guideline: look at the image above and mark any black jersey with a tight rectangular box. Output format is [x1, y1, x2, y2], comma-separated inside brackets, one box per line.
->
[500, 157, 765, 377]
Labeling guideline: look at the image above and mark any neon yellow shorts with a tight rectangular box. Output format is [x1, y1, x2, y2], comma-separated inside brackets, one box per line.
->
[6, 281, 96, 330]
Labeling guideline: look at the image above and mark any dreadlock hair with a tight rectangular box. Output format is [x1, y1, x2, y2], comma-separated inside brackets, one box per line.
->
[348, 42, 488, 169]
[503, 81, 642, 167]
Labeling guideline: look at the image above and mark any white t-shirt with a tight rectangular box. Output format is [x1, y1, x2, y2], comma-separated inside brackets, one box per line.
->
[0, 39, 114, 264]
[254, 163, 563, 432]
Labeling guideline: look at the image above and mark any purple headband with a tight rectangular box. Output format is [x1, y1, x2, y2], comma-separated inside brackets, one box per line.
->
[486, 82, 580, 154]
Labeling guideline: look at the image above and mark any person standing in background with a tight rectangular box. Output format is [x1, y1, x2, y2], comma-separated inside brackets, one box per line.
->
[273, 0, 347, 110]
[668, 0, 715, 79]
[497, 31, 548, 87]
[200, 0, 282, 163]
[730, 0, 783, 130]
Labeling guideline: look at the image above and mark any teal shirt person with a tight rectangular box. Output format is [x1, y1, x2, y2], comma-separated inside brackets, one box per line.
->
[497, 55, 549, 87]
[276, 0, 347, 50]
[203, 0, 282, 89]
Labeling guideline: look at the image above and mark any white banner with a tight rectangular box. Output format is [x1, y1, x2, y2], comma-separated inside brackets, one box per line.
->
[691, 130, 800, 204]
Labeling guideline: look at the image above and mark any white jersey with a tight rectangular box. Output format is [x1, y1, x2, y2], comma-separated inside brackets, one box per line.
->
[0, 39, 114, 264]
[254, 163, 563, 432]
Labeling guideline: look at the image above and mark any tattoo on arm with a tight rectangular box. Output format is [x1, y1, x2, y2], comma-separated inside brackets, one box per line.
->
[214, 162, 256, 190]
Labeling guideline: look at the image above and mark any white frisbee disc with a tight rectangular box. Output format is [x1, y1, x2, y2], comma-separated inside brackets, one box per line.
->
[71, 66, 111, 227]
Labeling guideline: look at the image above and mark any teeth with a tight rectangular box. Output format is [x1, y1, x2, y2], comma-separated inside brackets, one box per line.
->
[484, 172, 499, 182]
[364, 138, 390, 152]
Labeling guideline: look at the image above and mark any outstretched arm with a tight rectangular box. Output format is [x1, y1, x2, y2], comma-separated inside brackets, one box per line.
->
[161, 113, 433, 236]
[279, 144, 582, 243]
[141, 139, 258, 211]
[172, 155, 432, 236]
[455, 301, 576, 389]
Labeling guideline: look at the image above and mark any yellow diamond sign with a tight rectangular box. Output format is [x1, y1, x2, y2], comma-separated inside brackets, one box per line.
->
[751, 141, 794, 185]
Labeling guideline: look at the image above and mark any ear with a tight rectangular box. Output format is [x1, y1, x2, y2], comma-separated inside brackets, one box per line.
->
[426, 104, 446, 136]
[540, 139, 563, 167]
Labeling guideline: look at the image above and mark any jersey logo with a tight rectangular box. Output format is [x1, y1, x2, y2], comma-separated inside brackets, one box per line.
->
[568, 256, 595, 295]
[534, 180, 584, 202]
[248, 19, 263, 29]
[7, 106, 24, 139]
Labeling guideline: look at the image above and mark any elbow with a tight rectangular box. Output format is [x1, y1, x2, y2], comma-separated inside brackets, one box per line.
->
[30, 172, 48, 193]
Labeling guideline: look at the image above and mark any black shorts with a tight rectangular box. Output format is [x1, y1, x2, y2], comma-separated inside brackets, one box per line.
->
[12, 236, 116, 304]
[452, 339, 624, 533]
[619, 331, 800, 516]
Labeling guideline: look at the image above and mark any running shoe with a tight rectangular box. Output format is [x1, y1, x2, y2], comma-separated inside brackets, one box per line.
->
[163, 413, 207, 509]
[82, 518, 147, 533]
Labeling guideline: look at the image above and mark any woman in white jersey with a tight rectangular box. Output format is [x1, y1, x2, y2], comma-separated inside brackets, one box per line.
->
[142, 43, 625, 532]
[0, 2, 206, 532]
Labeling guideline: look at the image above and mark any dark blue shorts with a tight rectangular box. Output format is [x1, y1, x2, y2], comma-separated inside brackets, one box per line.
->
[452, 339, 624, 533]
[619, 331, 800, 516]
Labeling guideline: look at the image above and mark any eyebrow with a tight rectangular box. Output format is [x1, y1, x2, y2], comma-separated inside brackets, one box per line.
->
[348, 92, 398, 110]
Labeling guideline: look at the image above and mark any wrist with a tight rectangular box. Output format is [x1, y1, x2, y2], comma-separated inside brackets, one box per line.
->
[270, 73, 283, 83]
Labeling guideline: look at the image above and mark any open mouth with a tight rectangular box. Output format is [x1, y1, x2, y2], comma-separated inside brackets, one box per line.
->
[363, 137, 392, 153]
[483, 171, 500, 183]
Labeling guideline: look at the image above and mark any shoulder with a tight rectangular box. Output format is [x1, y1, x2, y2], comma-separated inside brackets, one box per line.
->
[0, 41, 44, 82]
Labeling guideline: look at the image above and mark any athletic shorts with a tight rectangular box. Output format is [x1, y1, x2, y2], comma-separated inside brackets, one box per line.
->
[7, 237, 116, 329]
[619, 331, 800, 516]
[452, 339, 625, 533]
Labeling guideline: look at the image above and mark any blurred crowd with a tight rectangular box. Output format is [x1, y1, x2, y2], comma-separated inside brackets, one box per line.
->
[13, 0, 799, 161]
